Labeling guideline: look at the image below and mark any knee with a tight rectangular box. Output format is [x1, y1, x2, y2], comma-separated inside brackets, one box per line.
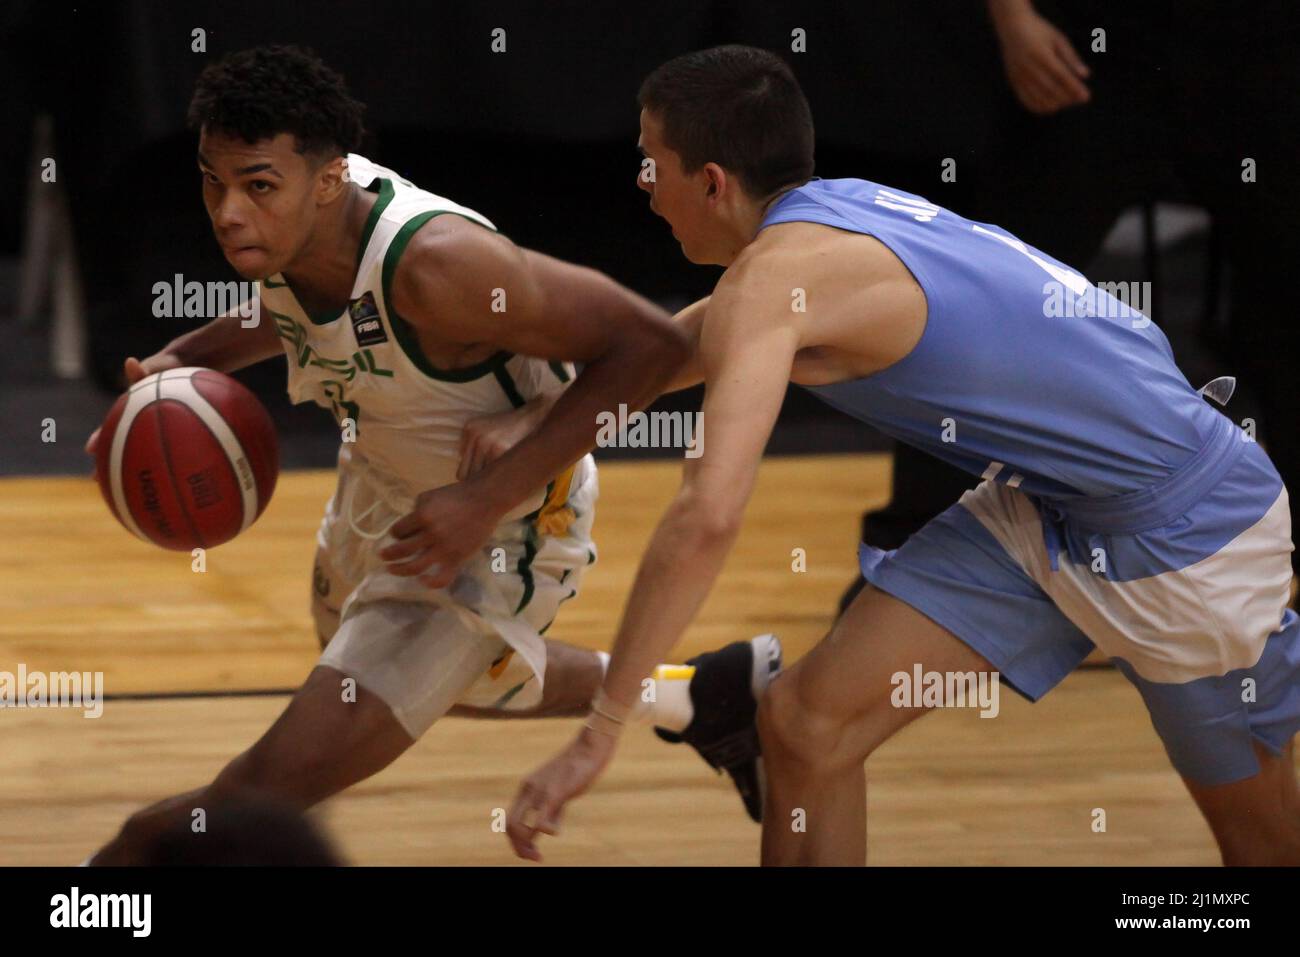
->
[759, 671, 872, 775]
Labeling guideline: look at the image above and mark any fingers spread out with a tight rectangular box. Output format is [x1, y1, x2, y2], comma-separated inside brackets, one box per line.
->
[377, 532, 423, 560]
[386, 510, 428, 543]
[379, 508, 441, 565]
[376, 509, 465, 586]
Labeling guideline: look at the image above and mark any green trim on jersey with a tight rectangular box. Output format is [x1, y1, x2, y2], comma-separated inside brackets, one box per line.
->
[490, 678, 531, 710]
[273, 178, 397, 326]
[493, 364, 526, 408]
[307, 307, 339, 326]
[381, 209, 515, 382]
[356, 178, 396, 269]
[512, 473, 560, 615]
[514, 528, 539, 615]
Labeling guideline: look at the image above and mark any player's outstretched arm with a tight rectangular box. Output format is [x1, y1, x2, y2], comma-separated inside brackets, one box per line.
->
[84, 298, 281, 455]
[661, 295, 709, 392]
[145, 296, 282, 376]
[505, 269, 802, 861]
[455, 294, 709, 478]
[378, 216, 689, 585]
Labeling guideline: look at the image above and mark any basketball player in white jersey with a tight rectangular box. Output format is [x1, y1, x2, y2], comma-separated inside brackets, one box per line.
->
[83, 45, 779, 864]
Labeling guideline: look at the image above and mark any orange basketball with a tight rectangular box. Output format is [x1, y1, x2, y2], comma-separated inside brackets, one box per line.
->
[94, 368, 279, 550]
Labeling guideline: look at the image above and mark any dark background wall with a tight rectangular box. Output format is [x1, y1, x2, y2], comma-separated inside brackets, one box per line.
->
[2, 0, 1293, 473]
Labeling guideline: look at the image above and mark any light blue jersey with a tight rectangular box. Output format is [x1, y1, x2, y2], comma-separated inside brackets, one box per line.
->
[759, 178, 1299, 786]
[761, 177, 1222, 500]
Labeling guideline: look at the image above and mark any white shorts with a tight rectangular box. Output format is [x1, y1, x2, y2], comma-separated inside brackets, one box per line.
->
[310, 445, 598, 738]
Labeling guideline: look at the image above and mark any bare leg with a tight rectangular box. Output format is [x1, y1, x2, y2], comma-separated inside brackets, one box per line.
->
[1183, 737, 1300, 865]
[450, 638, 604, 720]
[757, 584, 993, 865]
[91, 665, 413, 864]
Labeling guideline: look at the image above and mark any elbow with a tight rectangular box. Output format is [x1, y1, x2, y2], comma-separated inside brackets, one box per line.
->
[661, 315, 693, 362]
[638, 306, 692, 375]
[643, 320, 692, 399]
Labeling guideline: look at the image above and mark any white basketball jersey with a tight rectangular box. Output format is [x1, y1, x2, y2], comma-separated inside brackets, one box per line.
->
[259, 154, 582, 523]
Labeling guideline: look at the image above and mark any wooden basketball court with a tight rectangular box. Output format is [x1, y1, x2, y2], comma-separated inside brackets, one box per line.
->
[0, 454, 1244, 865]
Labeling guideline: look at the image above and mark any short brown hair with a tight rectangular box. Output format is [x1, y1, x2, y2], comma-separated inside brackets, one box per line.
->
[639, 45, 815, 199]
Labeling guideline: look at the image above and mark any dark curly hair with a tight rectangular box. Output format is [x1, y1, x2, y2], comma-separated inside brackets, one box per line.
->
[187, 44, 366, 158]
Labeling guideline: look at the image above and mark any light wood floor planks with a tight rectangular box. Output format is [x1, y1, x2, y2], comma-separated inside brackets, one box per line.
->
[0, 455, 1258, 865]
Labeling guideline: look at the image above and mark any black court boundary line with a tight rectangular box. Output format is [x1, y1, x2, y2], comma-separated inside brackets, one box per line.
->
[110, 665, 1121, 703]
[102, 688, 296, 702]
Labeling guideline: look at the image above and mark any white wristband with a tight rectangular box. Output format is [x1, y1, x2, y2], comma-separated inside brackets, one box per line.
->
[591, 687, 634, 725]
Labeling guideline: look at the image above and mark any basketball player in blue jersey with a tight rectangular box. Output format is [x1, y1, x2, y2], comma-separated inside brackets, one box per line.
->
[83, 46, 779, 864]
[504, 45, 1300, 865]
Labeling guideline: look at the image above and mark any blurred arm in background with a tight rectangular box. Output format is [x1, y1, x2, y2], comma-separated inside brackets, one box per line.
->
[987, 0, 1091, 115]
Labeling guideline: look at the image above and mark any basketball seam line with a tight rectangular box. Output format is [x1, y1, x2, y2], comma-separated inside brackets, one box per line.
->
[152, 382, 208, 550]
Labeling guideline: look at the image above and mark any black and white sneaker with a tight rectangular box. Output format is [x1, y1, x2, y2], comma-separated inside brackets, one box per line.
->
[654, 634, 783, 823]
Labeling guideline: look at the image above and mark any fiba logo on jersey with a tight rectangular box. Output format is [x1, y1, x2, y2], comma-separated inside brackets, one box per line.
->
[348, 291, 388, 346]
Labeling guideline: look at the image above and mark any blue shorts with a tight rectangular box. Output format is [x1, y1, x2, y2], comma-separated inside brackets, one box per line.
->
[861, 431, 1300, 785]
